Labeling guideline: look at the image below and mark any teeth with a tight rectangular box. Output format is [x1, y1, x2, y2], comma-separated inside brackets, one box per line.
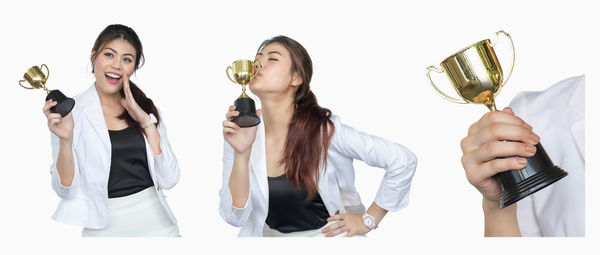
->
[106, 73, 121, 79]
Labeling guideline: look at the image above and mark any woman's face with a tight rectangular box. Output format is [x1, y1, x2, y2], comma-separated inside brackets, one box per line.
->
[92, 38, 137, 96]
[250, 42, 302, 97]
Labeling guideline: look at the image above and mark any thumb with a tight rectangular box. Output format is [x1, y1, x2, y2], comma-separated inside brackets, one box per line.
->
[502, 107, 515, 116]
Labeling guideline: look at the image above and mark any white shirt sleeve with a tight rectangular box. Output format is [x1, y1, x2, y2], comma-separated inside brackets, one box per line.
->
[330, 116, 418, 211]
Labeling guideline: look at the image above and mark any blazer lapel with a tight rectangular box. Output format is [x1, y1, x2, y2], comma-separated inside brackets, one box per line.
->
[79, 84, 111, 153]
[567, 77, 585, 161]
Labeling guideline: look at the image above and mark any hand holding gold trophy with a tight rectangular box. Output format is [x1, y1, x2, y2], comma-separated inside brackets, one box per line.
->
[426, 31, 568, 208]
[19, 64, 75, 117]
[226, 59, 262, 128]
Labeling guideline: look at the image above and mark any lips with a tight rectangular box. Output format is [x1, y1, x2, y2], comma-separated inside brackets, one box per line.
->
[105, 72, 121, 85]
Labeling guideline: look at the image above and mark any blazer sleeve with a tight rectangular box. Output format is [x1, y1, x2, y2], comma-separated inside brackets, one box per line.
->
[219, 139, 254, 227]
[150, 112, 181, 190]
[330, 116, 418, 212]
[49, 133, 81, 200]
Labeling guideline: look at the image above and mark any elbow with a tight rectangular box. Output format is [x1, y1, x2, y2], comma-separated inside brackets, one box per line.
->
[406, 150, 418, 172]
[220, 210, 244, 228]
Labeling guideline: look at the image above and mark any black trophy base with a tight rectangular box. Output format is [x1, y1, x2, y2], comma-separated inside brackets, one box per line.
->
[231, 97, 260, 128]
[46, 90, 75, 117]
[498, 143, 568, 208]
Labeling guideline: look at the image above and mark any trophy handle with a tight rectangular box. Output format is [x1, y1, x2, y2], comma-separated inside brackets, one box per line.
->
[18, 80, 34, 89]
[226, 66, 236, 83]
[492, 30, 515, 88]
[41, 64, 50, 81]
[426, 65, 468, 104]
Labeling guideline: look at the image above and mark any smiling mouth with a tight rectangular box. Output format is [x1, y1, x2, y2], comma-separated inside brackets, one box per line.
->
[105, 72, 121, 84]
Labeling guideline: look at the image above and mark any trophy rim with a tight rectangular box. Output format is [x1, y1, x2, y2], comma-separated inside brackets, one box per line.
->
[442, 38, 491, 64]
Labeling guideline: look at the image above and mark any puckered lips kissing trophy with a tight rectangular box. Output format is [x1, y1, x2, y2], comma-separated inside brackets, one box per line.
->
[425, 31, 568, 208]
[19, 64, 75, 117]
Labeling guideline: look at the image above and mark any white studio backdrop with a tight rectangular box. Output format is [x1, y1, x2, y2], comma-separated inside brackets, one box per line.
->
[0, 0, 597, 254]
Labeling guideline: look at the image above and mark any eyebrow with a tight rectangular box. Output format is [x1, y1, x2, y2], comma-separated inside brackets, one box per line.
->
[105, 47, 136, 58]
[256, 51, 283, 56]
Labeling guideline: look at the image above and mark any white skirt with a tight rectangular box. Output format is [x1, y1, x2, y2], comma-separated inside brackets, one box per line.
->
[82, 187, 179, 237]
[262, 222, 366, 237]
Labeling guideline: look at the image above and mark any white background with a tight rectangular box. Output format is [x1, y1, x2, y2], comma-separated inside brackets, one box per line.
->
[1, 0, 597, 254]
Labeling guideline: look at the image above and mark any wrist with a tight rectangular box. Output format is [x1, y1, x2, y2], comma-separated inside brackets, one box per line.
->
[234, 149, 251, 161]
[361, 213, 378, 230]
[59, 137, 73, 145]
[140, 113, 157, 129]
[482, 198, 516, 219]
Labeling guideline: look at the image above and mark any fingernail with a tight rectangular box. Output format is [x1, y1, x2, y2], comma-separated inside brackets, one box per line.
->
[526, 145, 536, 155]
[518, 157, 528, 165]
[531, 133, 540, 143]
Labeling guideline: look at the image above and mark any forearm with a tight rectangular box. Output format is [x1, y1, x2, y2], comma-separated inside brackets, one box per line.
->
[142, 125, 162, 155]
[367, 202, 388, 225]
[56, 139, 75, 187]
[229, 150, 251, 208]
[483, 199, 521, 237]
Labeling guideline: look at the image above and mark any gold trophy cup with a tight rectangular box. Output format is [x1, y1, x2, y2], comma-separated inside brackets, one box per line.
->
[426, 31, 567, 208]
[19, 64, 75, 117]
[226, 59, 262, 127]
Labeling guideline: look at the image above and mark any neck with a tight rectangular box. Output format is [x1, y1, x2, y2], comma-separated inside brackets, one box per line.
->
[260, 95, 295, 137]
[95, 83, 123, 111]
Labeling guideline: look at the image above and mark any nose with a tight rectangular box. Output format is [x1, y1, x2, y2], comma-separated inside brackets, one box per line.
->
[111, 57, 121, 70]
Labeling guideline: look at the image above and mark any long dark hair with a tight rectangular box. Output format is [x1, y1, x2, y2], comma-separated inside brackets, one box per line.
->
[258, 36, 334, 200]
[91, 24, 160, 131]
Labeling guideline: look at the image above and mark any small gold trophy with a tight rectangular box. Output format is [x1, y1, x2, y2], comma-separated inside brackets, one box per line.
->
[19, 64, 75, 117]
[226, 60, 262, 127]
[426, 31, 567, 208]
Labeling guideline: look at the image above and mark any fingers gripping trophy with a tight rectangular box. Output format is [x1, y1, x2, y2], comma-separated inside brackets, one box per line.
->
[426, 31, 568, 208]
[226, 59, 262, 128]
[19, 64, 75, 117]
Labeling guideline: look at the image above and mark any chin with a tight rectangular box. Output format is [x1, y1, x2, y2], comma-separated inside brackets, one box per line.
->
[96, 81, 122, 95]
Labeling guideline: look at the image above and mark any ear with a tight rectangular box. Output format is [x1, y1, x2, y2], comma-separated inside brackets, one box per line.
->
[90, 50, 97, 73]
[291, 72, 303, 87]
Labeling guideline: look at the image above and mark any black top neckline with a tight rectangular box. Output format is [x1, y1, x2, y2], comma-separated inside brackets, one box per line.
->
[108, 126, 132, 132]
[267, 173, 286, 180]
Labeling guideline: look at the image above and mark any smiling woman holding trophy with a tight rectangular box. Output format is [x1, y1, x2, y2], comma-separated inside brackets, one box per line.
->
[426, 31, 584, 236]
[219, 36, 417, 237]
[42, 24, 180, 237]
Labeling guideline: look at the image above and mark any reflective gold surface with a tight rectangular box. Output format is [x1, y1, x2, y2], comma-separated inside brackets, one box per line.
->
[19, 64, 51, 94]
[226, 60, 261, 99]
[426, 31, 515, 111]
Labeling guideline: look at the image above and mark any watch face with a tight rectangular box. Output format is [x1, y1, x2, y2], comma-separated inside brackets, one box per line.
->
[363, 216, 374, 227]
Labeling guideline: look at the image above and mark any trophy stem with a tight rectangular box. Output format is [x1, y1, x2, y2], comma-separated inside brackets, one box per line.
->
[483, 95, 497, 111]
[485, 102, 497, 112]
[239, 85, 250, 98]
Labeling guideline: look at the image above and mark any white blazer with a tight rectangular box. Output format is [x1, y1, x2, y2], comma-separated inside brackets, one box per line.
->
[219, 115, 418, 236]
[49, 84, 180, 229]
[510, 75, 585, 236]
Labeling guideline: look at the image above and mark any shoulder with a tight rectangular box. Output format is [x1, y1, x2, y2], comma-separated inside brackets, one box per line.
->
[328, 114, 356, 148]
[509, 75, 584, 116]
[71, 84, 97, 114]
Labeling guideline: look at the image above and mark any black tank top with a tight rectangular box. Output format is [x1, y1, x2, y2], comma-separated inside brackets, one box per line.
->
[265, 174, 329, 233]
[107, 126, 154, 198]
